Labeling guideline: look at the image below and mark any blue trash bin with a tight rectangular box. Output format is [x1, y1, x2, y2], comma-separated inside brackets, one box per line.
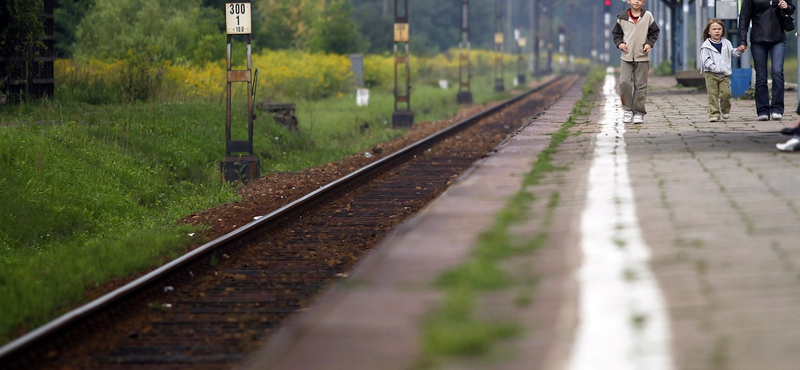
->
[731, 68, 751, 98]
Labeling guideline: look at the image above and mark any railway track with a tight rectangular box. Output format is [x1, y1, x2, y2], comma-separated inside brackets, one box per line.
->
[1, 74, 579, 370]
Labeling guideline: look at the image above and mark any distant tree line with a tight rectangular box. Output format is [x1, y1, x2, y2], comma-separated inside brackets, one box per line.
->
[45, 0, 527, 63]
[17, 0, 599, 65]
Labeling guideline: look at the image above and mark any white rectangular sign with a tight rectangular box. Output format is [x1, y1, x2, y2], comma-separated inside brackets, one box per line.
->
[356, 88, 369, 107]
[226, 3, 252, 34]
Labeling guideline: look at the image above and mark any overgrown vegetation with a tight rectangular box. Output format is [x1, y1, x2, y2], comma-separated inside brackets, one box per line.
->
[52, 48, 567, 104]
[0, 0, 597, 348]
[417, 67, 605, 367]
[0, 47, 592, 343]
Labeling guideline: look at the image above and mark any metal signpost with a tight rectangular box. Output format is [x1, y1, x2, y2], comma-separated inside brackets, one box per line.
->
[392, 0, 414, 128]
[517, 34, 527, 84]
[494, 0, 505, 92]
[221, 1, 259, 182]
[457, 0, 473, 104]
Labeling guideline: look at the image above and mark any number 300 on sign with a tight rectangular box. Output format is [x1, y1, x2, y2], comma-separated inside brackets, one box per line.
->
[225, 3, 252, 34]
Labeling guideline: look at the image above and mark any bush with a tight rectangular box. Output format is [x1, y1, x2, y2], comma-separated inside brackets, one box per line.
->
[120, 50, 163, 102]
[54, 58, 123, 104]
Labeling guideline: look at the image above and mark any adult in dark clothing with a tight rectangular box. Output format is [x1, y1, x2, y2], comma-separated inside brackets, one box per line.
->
[737, 0, 795, 121]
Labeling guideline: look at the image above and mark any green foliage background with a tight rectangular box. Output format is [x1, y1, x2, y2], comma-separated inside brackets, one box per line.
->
[0, 0, 592, 348]
[73, 0, 222, 63]
[51, 0, 604, 61]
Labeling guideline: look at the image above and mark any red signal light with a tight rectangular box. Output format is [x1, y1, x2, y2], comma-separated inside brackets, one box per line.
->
[604, 0, 611, 6]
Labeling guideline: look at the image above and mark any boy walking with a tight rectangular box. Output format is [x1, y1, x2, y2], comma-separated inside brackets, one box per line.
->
[612, 0, 659, 124]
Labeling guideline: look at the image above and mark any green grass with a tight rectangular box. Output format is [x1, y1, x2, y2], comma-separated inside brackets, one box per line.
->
[422, 287, 521, 357]
[418, 67, 606, 367]
[0, 71, 516, 344]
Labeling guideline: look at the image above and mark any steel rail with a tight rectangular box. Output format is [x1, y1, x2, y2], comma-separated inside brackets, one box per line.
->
[0, 74, 567, 362]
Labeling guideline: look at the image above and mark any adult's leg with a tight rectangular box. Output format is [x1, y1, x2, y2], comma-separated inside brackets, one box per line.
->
[705, 73, 721, 118]
[769, 41, 787, 114]
[750, 42, 770, 116]
[619, 61, 634, 111]
[631, 61, 650, 115]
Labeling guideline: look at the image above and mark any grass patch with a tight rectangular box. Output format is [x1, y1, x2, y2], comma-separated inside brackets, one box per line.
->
[419, 67, 606, 366]
[0, 71, 518, 344]
[422, 287, 522, 357]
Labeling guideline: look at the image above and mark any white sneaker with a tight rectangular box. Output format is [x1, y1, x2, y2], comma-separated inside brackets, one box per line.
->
[633, 114, 644, 124]
[709, 116, 719, 122]
[758, 115, 770, 121]
[772, 113, 783, 120]
[722, 113, 730, 119]
[623, 111, 633, 123]
[777, 137, 800, 152]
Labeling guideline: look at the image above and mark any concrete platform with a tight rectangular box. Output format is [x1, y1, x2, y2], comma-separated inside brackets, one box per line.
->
[239, 72, 800, 370]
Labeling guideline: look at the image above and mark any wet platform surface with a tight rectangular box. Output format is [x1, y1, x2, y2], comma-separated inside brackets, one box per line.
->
[239, 72, 800, 370]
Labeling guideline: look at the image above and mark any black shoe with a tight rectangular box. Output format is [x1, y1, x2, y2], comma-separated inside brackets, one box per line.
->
[781, 127, 798, 136]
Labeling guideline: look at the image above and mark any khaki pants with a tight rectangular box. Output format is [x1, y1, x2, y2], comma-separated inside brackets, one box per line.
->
[619, 61, 650, 115]
[704, 73, 731, 118]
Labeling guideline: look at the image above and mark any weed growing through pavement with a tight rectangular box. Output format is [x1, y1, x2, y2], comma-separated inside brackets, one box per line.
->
[631, 312, 648, 329]
[417, 68, 605, 367]
[623, 268, 639, 282]
[695, 259, 708, 275]
[710, 335, 730, 370]
[675, 238, 705, 249]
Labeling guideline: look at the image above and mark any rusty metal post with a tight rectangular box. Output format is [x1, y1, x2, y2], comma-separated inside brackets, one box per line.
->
[493, 0, 505, 93]
[457, 0, 473, 104]
[392, 0, 413, 128]
[517, 31, 526, 85]
[221, 1, 259, 183]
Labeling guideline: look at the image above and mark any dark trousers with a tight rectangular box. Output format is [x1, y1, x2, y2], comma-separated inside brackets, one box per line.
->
[750, 41, 786, 116]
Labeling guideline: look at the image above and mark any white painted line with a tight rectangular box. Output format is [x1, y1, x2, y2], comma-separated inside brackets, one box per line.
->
[568, 69, 674, 370]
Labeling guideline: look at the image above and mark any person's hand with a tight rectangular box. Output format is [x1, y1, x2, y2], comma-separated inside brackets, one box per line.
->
[737, 45, 747, 52]
[779, 0, 788, 9]
[643, 44, 652, 54]
[618, 43, 628, 52]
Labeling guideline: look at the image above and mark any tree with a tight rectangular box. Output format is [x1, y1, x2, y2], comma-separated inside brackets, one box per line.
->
[73, 0, 222, 63]
[1, 0, 46, 99]
[54, 0, 96, 58]
[350, 0, 497, 56]
[254, 3, 299, 50]
[307, 0, 366, 54]
[352, 1, 392, 54]
[253, 0, 325, 50]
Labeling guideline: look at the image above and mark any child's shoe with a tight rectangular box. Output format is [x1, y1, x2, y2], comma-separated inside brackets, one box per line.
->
[722, 113, 730, 119]
[709, 116, 719, 122]
[633, 114, 644, 124]
[623, 111, 633, 123]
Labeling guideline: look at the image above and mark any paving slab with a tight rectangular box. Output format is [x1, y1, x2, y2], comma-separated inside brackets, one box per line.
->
[239, 73, 800, 370]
